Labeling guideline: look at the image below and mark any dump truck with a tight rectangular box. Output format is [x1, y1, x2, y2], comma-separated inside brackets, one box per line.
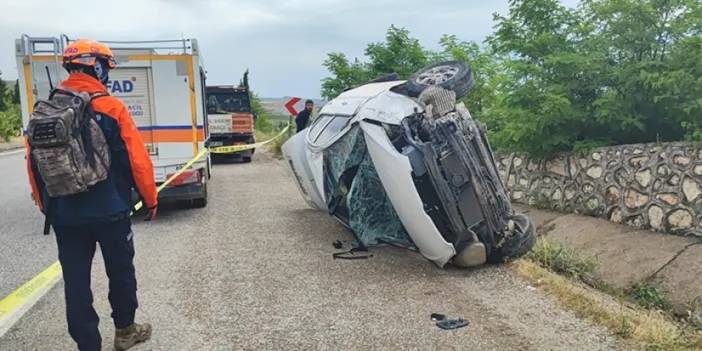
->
[205, 79, 256, 162]
[15, 34, 210, 207]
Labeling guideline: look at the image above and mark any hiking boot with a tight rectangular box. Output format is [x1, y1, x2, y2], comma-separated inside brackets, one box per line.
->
[114, 322, 152, 351]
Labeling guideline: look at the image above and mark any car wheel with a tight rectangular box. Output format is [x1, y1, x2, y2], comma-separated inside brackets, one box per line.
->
[407, 61, 474, 98]
[243, 156, 252, 163]
[488, 214, 536, 263]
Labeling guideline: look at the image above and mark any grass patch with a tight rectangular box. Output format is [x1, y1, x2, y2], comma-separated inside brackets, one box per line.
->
[255, 125, 293, 159]
[526, 237, 597, 281]
[631, 282, 672, 311]
[512, 260, 702, 350]
[267, 131, 290, 158]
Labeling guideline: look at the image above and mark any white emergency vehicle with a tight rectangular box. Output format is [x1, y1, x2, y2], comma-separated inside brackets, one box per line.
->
[15, 35, 210, 207]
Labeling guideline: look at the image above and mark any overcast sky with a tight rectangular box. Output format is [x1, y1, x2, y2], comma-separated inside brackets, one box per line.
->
[0, 0, 577, 99]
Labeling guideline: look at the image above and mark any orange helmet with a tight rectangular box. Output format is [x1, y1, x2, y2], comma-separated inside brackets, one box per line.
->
[62, 39, 116, 69]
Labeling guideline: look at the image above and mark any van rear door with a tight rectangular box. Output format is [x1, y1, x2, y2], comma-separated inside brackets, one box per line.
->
[107, 67, 156, 155]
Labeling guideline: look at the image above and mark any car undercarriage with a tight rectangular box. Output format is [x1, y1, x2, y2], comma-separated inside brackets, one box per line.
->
[283, 61, 535, 267]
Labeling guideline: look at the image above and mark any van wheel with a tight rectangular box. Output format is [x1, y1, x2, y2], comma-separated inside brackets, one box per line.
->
[206, 155, 212, 179]
[190, 183, 208, 208]
[407, 61, 474, 98]
[191, 197, 208, 208]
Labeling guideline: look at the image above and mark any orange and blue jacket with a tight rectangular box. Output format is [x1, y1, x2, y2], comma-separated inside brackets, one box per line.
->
[26, 72, 158, 226]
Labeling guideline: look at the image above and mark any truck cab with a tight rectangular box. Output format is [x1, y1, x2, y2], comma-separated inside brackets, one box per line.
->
[206, 85, 256, 162]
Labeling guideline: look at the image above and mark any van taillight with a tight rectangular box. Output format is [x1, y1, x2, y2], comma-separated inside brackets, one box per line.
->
[166, 170, 201, 186]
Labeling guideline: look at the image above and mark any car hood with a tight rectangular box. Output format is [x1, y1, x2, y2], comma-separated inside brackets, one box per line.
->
[355, 90, 423, 125]
[320, 80, 423, 125]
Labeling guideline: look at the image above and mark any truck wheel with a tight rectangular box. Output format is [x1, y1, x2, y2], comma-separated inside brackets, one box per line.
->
[407, 61, 474, 98]
[488, 214, 536, 263]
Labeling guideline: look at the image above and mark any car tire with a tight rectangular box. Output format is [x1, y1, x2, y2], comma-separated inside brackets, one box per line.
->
[407, 61, 474, 98]
[488, 214, 536, 263]
[243, 156, 252, 163]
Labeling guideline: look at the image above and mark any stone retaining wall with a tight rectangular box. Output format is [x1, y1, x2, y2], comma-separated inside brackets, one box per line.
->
[496, 142, 702, 237]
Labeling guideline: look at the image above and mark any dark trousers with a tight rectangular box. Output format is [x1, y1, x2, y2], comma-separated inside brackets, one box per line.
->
[54, 218, 138, 351]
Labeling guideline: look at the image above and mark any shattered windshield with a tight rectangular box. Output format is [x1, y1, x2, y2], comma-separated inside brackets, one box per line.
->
[323, 126, 414, 248]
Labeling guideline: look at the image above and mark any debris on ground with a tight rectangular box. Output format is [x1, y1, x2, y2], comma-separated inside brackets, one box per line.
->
[436, 318, 469, 330]
[430, 313, 446, 321]
[431, 313, 468, 330]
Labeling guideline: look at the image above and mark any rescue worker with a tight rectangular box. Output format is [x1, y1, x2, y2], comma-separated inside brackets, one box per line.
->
[25, 39, 157, 351]
[295, 99, 314, 132]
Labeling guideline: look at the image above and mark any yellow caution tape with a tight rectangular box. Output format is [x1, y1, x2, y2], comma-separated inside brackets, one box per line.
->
[0, 124, 292, 335]
[0, 262, 62, 336]
[133, 123, 291, 211]
[132, 147, 209, 212]
[208, 124, 291, 154]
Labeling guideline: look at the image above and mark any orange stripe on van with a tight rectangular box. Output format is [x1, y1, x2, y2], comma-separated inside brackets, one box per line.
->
[140, 129, 205, 143]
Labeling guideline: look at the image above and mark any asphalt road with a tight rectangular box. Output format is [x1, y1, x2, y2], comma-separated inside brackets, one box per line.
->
[0, 150, 57, 299]
[0, 150, 625, 350]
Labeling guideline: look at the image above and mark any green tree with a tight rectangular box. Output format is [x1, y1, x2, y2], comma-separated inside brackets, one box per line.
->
[486, 0, 602, 155]
[0, 105, 21, 141]
[12, 80, 20, 105]
[364, 25, 428, 79]
[321, 53, 370, 100]
[320, 1, 702, 155]
[321, 25, 430, 100]
[249, 92, 274, 133]
[240, 69, 250, 89]
[434, 34, 504, 125]
[583, 0, 702, 143]
[485, 0, 702, 154]
[0, 71, 7, 111]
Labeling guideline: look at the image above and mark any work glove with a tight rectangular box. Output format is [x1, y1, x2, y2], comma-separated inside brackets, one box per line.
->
[145, 205, 158, 222]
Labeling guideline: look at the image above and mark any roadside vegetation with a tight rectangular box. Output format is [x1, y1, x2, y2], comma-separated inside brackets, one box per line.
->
[521, 237, 702, 350]
[251, 92, 292, 158]
[631, 282, 673, 311]
[0, 73, 22, 142]
[526, 237, 597, 281]
[321, 0, 702, 157]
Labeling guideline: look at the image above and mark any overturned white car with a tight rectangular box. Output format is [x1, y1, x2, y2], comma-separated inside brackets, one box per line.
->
[282, 61, 535, 267]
